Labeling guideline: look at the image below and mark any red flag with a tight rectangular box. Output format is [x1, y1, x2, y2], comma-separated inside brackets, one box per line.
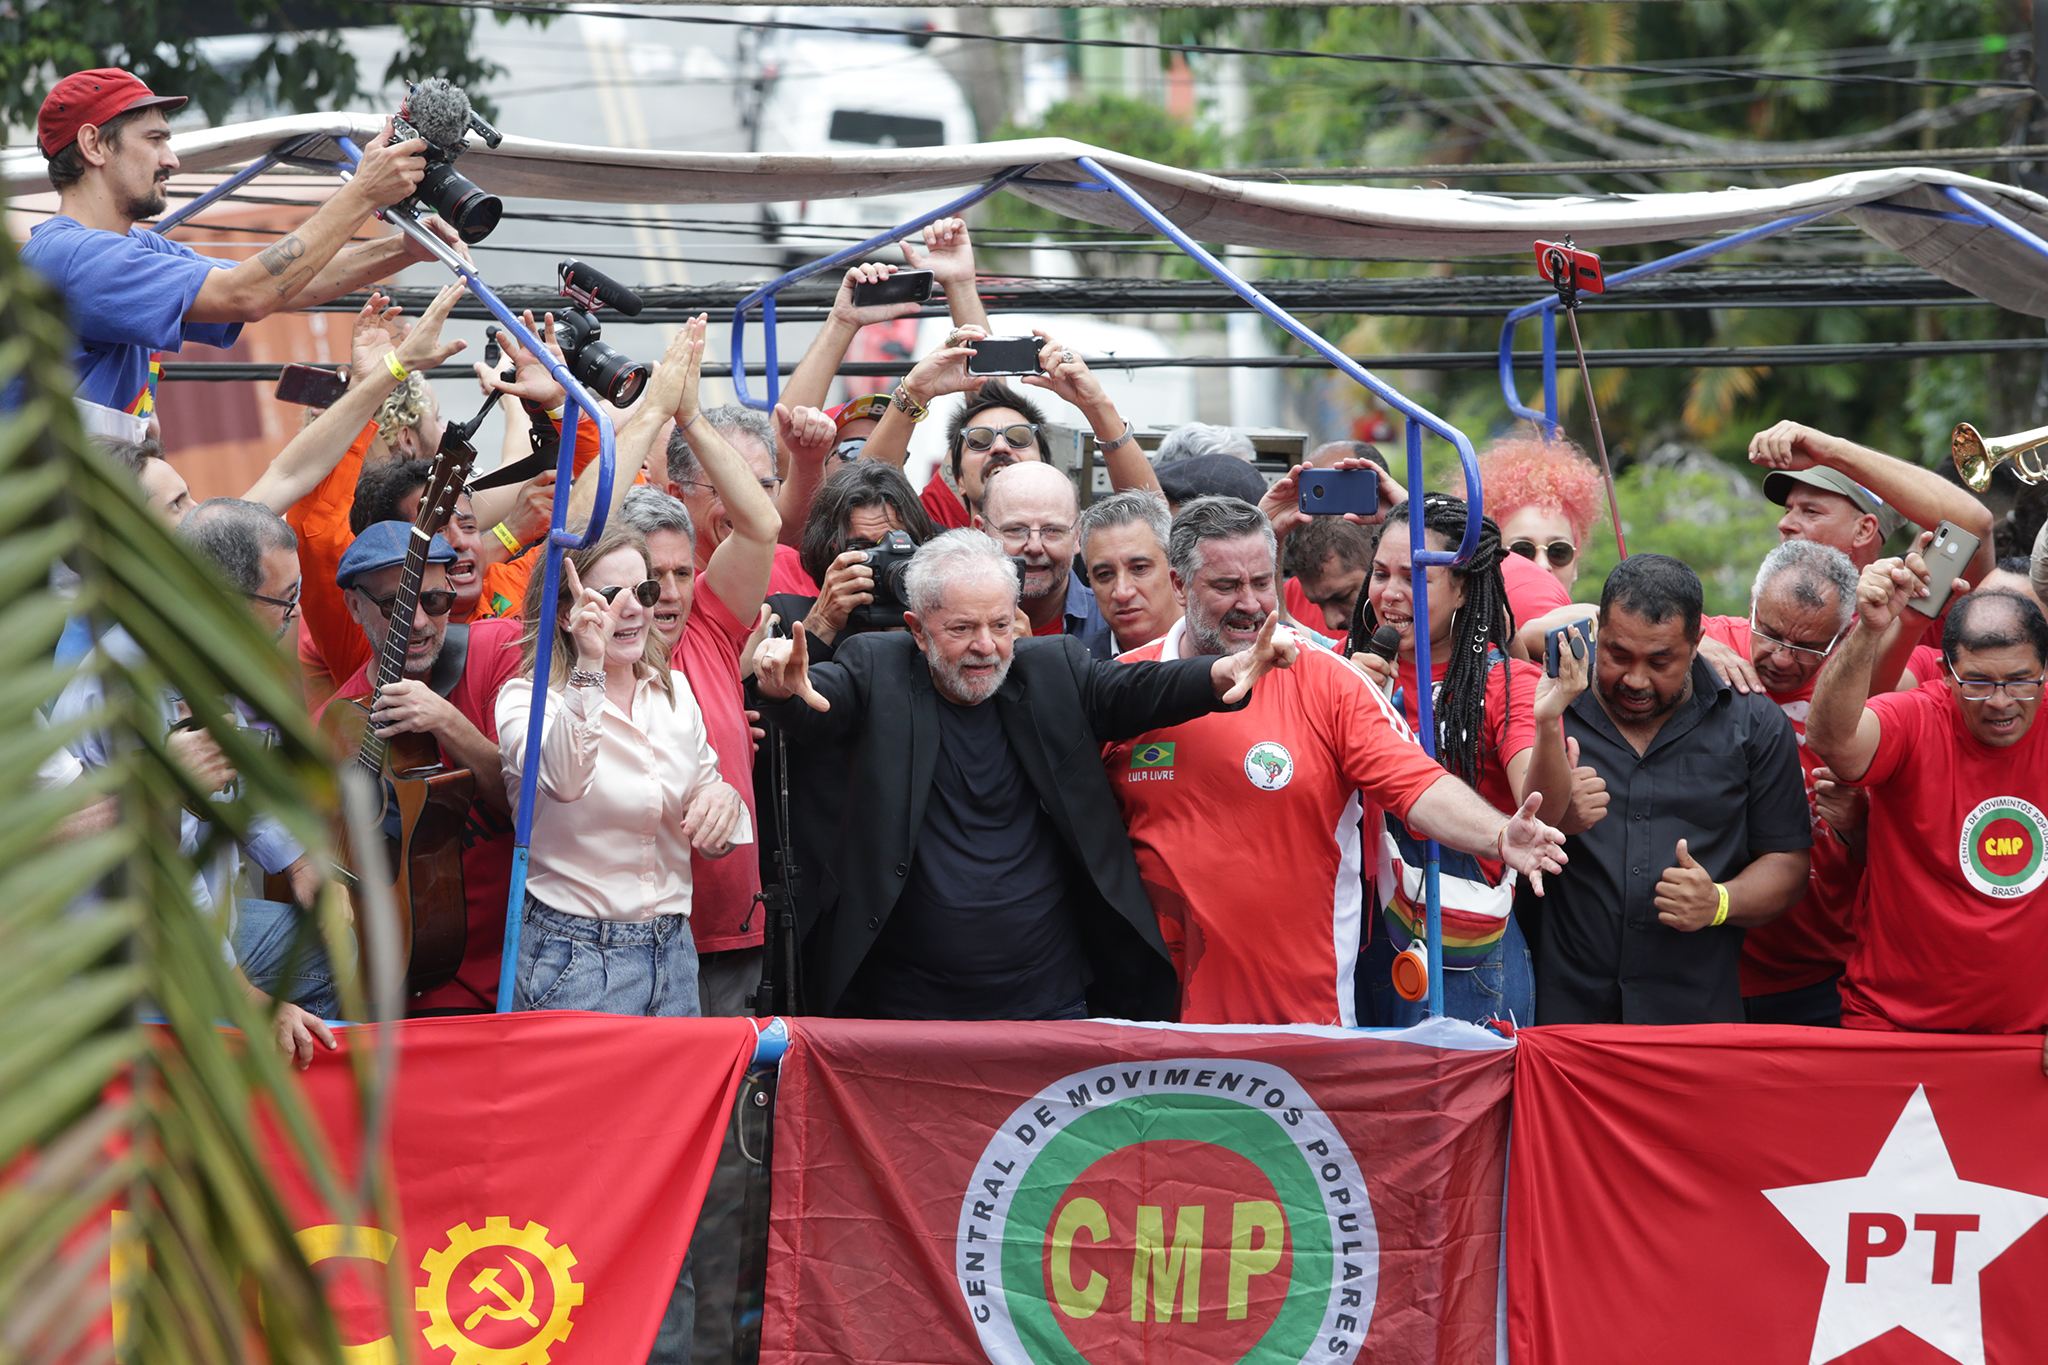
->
[264, 1012, 755, 1365]
[1509, 1025, 2048, 1365]
[761, 1019, 1513, 1365]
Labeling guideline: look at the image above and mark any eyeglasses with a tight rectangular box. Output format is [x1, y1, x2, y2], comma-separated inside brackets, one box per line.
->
[1749, 609, 1849, 662]
[1943, 661, 2046, 701]
[598, 580, 662, 608]
[357, 588, 456, 620]
[246, 589, 301, 622]
[996, 522, 1073, 547]
[1509, 538, 1576, 568]
[680, 477, 784, 498]
[962, 424, 1040, 453]
[832, 439, 866, 462]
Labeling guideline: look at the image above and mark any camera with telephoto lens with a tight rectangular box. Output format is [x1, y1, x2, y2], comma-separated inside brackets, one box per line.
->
[388, 78, 504, 244]
[554, 259, 651, 408]
[844, 530, 1029, 633]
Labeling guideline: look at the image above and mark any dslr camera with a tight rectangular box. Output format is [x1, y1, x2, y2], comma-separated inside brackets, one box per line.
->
[555, 259, 652, 408]
[389, 78, 504, 244]
[843, 530, 1029, 633]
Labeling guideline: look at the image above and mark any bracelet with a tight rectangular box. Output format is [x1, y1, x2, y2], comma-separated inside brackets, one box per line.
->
[545, 406, 565, 423]
[1097, 420, 1135, 453]
[1494, 823, 1509, 863]
[891, 384, 930, 424]
[490, 521, 522, 554]
[384, 352, 409, 382]
[1711, 883, 1730, 927]
[680, 411, 703, 433]
[567, 668, 605, 690]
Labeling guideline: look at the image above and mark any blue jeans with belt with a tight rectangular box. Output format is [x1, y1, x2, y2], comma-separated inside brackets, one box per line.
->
[511, 893, 701, 1365]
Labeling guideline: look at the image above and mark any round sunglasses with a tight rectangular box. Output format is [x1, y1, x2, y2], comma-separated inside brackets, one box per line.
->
[597, 580, 662, 608]
[961, 423, 1040, 453]
[1509, 538, 1577, 569]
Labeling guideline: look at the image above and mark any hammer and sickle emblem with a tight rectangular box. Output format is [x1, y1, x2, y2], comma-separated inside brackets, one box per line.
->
[464, 1259, 540, 1331]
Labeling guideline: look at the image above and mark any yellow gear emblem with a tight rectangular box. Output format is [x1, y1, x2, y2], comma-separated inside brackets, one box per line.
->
[417, 1217, 583, 1365]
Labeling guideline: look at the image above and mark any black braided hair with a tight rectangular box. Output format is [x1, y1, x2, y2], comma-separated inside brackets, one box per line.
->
[1345, 494, 1515, 789]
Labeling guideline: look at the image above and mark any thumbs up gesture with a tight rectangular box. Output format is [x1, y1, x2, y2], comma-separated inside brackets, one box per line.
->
[1654, 838, 1721, 932]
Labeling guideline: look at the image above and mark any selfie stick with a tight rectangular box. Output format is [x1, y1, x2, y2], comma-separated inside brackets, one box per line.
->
[1543, 238, 1628, 562]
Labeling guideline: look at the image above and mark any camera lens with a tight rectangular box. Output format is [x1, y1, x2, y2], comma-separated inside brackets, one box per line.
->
[575, 340, 650, 408]
[416, 161, 502, 243]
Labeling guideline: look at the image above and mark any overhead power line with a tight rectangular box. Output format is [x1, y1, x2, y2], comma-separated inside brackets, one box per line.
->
[374, 0, 2035, 94]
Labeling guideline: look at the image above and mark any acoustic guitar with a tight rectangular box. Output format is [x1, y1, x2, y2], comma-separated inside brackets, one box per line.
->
[323, 431, 481, 992]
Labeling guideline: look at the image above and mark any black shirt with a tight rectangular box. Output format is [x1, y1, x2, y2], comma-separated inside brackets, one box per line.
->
[837, 692, 1089, 1020]
[1537, 654, 1811, 1025]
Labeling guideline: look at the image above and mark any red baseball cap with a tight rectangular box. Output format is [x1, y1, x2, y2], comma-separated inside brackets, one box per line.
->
[38, 69, 187, 157]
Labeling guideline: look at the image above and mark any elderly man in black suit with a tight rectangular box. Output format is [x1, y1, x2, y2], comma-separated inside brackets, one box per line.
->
[749, 527, 1297, 1021]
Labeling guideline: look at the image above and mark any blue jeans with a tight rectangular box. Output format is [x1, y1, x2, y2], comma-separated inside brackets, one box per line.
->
[512, 895, 702, 1018]
[1365, 913, 1534, 1029]
[235, 898, 341, 1020]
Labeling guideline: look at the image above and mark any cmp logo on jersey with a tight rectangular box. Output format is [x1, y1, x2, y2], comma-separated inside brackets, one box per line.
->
[959, 1060, 1375, 1365]
[1958, 796, 2048, 898]
[1243, 742, 1295, 792]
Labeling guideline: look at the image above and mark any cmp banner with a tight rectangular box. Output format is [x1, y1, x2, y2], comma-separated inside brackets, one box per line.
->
[760, 1017, 1515, 1365]
[259, 1012, 755, 1365]
[1509, 1025, 2048, 1365]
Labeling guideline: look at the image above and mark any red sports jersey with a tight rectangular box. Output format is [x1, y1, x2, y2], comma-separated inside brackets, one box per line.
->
[1499, 550, 1571, 631]
[1107, 621, 1448, 1026]
[1389, 650, 1541, 883]
[1842, 679, 2048, 1034]
[1700, 615, 1863, 996]
[669, 585, 763, 953]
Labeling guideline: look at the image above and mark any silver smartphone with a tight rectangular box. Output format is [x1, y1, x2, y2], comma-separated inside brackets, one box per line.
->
[1907, 519, 1982, 618]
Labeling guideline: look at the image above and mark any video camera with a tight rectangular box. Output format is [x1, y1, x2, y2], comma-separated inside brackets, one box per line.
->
[843, 530, 1029, 634]
[555, 259, 651, 408]
[390, 78, 504, 243]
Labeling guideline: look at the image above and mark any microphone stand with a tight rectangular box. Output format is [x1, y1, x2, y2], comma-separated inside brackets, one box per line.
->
[1545, 237, 1629, 562]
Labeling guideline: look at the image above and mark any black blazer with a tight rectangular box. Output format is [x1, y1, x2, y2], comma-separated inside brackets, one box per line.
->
[749, 632, 1238, 1019]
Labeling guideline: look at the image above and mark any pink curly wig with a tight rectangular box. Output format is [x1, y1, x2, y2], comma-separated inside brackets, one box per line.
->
[1475, 432, 1607, 546]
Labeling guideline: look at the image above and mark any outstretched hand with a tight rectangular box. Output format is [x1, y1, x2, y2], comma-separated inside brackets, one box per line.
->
[391, 282, 470, 374]
[480, 312, 569, 410]
[1498, 792, 1568, 895]
[753, 621, 831, 711]
[1216, 614, 1300, 704]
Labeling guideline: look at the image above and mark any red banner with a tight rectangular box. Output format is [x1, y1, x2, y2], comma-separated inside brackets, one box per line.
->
[1509, 1026, 2048, 1365]
[761, 1019, 1514, 1365]
[265, 1012, 754, 1365]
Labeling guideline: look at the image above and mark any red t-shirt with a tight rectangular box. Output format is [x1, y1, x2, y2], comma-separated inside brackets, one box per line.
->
[1284, 576, 1318, 631]
[1499, 550, 1572, 630]
[1390, 651, 1542, 882]
[1700, 615, 1863, 996]
[1841, 679, 2048, 1034]
[669, 586, 763, 953]
[1906, 642, 1944, 687]
[321, 617, 525, 1013]
[1107, 623, 1448, 1026]
[769, 542, 818, 598]
[920, 467, 971, 529]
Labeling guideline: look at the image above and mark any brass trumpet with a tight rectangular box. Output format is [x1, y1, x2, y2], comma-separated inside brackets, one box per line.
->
[1952, 420, 2048, 491]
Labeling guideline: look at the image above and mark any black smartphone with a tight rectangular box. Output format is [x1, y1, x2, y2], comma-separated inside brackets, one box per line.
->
[1544, 618, 1594, 678]
[851, 269, 935, 308]
[1907, 519, 1983, 619]
[274, 363, 348, 408]
[1298, 468, 1386, 517]
[966, 336, 1045, 377]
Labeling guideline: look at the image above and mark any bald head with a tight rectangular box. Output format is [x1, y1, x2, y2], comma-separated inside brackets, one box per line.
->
[981, 461, 1077, 525]
[977, 462, 1080, 609]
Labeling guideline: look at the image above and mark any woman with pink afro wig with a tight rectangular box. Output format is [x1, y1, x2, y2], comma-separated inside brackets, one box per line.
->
[1476, 433, 1607, 592]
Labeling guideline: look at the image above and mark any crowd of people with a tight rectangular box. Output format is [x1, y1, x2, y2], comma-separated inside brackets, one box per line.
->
[25, 65, 2048, 1362]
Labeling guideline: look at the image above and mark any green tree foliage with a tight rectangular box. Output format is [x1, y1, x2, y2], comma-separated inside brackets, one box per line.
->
[0, 0, 557, 130]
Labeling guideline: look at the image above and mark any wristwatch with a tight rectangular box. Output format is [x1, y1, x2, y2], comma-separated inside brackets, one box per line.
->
[891, 383, 930, 423]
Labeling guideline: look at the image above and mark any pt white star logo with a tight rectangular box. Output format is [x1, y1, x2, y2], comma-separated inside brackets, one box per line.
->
[1764, 1085, 2048, 1365]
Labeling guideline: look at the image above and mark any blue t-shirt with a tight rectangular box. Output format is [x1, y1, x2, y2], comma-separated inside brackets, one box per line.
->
[20, 215, 241, 416]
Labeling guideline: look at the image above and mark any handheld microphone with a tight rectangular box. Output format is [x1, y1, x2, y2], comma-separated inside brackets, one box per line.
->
[1367, 625, 1401, 662]
[559, 259, 644, 318]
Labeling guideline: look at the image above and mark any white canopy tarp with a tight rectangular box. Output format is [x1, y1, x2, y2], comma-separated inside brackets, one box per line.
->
[11, 111, 2048, 316]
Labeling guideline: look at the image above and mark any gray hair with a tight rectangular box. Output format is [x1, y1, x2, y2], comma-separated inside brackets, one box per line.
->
[1752, 538, 1857, 630]
[668, 403, 778, 486]
[1167, 496, 1276, 583]
[1078, 489, 1171, 561]
[903, 527, 1020, 620]
[618, 485, 694, 544]
[1156, 422, 1256, 466]
[181, 497, 297, 594]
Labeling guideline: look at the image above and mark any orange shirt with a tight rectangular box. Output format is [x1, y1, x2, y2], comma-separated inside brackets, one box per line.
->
[289, 421, 379, 706]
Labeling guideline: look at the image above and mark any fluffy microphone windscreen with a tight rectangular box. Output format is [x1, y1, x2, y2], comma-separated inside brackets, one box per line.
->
[403, 78, 472, 149]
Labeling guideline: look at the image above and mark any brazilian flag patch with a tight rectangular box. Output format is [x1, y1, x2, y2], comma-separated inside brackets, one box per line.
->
[1130, 742, 1176, 769]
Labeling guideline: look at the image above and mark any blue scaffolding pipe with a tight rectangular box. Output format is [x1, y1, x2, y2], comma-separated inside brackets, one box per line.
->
[726, 165, 1037, 412]
[1941, 186, 2048, 262]
[1496, 212, 1828, 432]
[1075, 155, 1487, 1018]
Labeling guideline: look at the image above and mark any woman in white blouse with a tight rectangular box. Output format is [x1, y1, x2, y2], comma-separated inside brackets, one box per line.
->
[496, 526, 751, 1016]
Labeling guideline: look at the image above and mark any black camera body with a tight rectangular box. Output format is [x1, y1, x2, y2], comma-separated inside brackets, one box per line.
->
[390, 79, 504, 244]
[556, 260, 651, 408]
[843, 530, 1030, 634]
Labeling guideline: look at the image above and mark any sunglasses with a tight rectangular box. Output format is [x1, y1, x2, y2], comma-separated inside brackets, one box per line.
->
[961, 424, 1040, 453]
[598, 580, 662, 608]
[357, 588, 455, 620]
[832, 438, 867, 462]
[1509, 538, 1577, 569]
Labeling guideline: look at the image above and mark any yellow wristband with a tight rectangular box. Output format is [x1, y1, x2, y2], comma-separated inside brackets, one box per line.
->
[1711, 882, 1730, 927]
[384, 352, 409, 382]
[490, 522, 522, 554]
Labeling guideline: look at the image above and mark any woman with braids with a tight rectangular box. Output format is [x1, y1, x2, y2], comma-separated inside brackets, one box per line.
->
[1346, 493, 1585, 1026]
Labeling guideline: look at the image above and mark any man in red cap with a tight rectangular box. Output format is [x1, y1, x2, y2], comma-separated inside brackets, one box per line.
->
[23, 68, 452, 423]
